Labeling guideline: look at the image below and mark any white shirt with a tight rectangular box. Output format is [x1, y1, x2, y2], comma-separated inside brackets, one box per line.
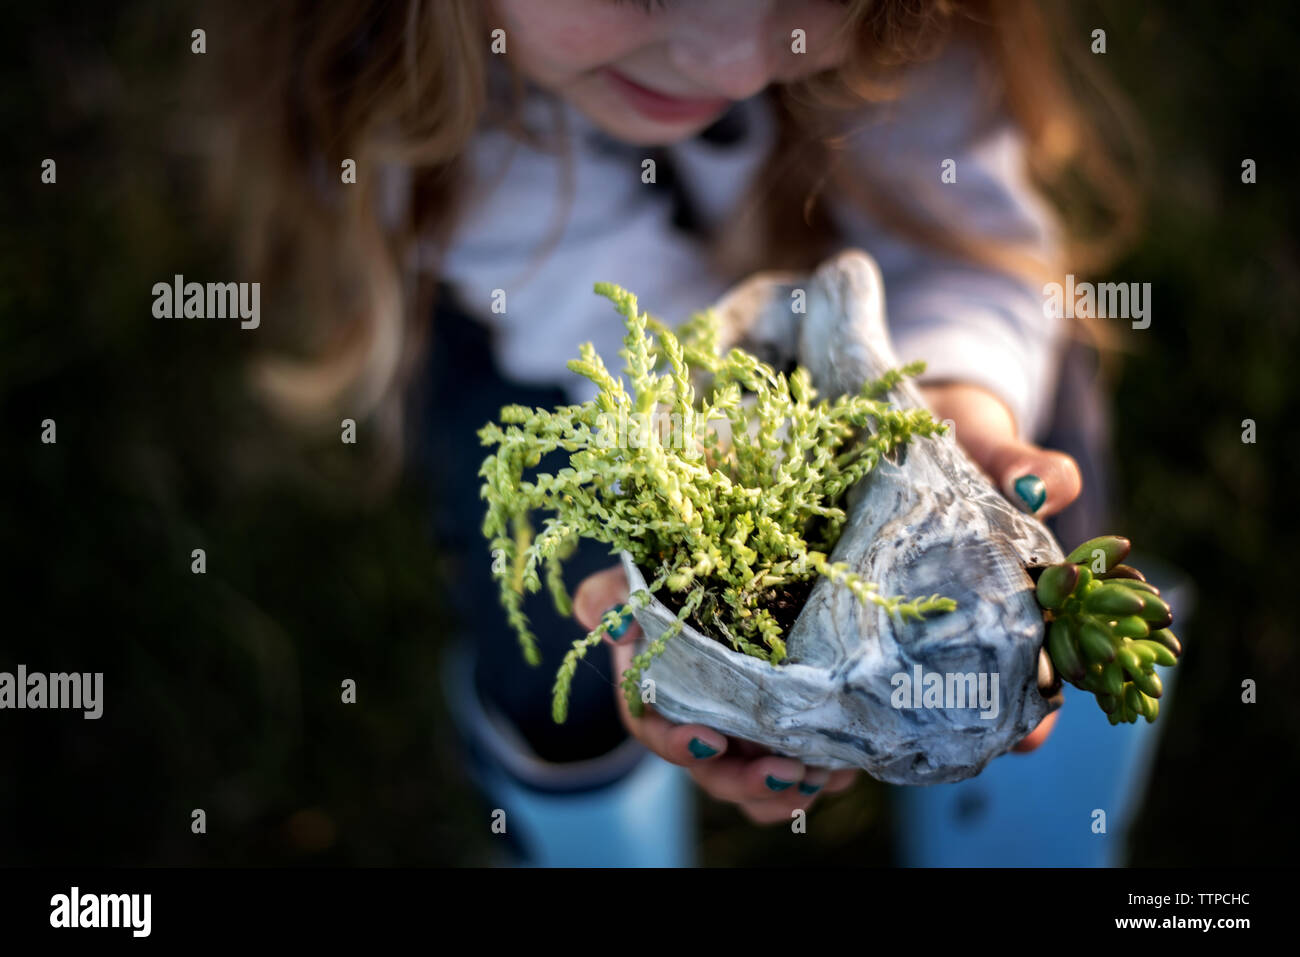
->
[405, 42, 1064, 440]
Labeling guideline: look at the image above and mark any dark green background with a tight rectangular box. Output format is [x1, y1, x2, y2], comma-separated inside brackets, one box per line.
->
[1, 0, 1296, 865]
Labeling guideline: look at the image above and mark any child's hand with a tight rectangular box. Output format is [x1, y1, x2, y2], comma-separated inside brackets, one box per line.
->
[918, 382, 1083, 520]
[920, 380, 1081, 752]
[1011, 712, 1058, 752]
[574, 566, 857, 824]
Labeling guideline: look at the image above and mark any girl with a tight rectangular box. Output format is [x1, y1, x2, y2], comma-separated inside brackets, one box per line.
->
[209, 0, 1134, 864]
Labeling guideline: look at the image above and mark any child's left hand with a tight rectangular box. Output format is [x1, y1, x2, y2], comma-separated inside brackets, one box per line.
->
[574, 566, 857, 825]
[917, 381, 1083, 521]
[919, 380, 1084, 751]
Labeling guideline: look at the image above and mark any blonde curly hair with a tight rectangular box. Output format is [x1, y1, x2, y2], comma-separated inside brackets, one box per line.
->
[201, 0, 1140, 483]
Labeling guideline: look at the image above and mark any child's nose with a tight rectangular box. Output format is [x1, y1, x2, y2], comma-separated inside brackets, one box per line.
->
[664, 4, 783, 101]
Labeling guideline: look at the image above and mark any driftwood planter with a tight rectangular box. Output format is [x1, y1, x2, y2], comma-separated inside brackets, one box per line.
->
[622, 250, 1063, 785]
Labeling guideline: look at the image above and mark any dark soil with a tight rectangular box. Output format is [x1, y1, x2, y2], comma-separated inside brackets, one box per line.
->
[653, 573, 815, 656]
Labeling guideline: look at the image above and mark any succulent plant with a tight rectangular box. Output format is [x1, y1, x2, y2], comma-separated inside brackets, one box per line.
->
[478, 280, 954, 722]
[1035, 535, 1182, 724]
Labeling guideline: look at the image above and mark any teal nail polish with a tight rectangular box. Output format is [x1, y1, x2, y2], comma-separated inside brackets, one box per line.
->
[797, 781, 822, 795]
[688, 738, 718, 759]
[1013, 474, 1046, 514]
[765, 775, 794, 792]
[605, 605, 634, 639]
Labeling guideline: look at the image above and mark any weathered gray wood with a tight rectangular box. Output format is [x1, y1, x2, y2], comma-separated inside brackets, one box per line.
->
[624, 250, 1062, 785]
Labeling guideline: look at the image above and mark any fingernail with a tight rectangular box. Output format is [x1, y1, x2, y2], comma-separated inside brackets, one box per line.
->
[765, 775, 794, 792]
[797, 781, 822, 795]
[1011, 474, 1046, 515]
[605, 606, 634, 639]
[688, 738, 719, 759]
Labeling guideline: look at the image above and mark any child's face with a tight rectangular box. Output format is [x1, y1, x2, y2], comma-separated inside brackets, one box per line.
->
[491, 0, 853, 145]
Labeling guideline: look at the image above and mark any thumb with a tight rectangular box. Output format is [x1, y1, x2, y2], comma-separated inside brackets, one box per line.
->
[981, 439, 1083, 520]
[918, 383, 1082, 520]
[573, 565, 639, 642]
[1012, 709, 1060, 752]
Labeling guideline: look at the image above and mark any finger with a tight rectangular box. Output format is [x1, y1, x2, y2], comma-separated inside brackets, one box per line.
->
[608, 639, 728, 765]
[687, 752, 807, 804]
[572, 565, 643, 645]
[917, 382, 1082, 518]
[573, 565, 629, 630]
[615, 695, 729, 766]
[736, 796, 812, 826]
[732, 770, 831, 825]
[988, 442, 1083, 519]
[601, 611, 640, 648]
[729, 738, 770, 758]
[1012, 709, 1060, 752]
[822, 769, 858, 793]
[791, 767, 831, 802]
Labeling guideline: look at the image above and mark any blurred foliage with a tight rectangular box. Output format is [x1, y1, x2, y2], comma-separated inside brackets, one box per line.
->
[1, 0, 1296, 866]
[0, 0, 485, 865]
[1090, 0, 1300, 865]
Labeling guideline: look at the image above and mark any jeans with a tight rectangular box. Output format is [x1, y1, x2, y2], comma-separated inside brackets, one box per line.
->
[414, 290, 631, 767]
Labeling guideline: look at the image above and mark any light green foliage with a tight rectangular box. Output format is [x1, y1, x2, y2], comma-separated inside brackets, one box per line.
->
[479, 282, 956, 721]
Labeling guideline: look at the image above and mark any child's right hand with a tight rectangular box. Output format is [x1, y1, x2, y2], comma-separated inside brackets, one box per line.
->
[574, 566, 857, 825]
